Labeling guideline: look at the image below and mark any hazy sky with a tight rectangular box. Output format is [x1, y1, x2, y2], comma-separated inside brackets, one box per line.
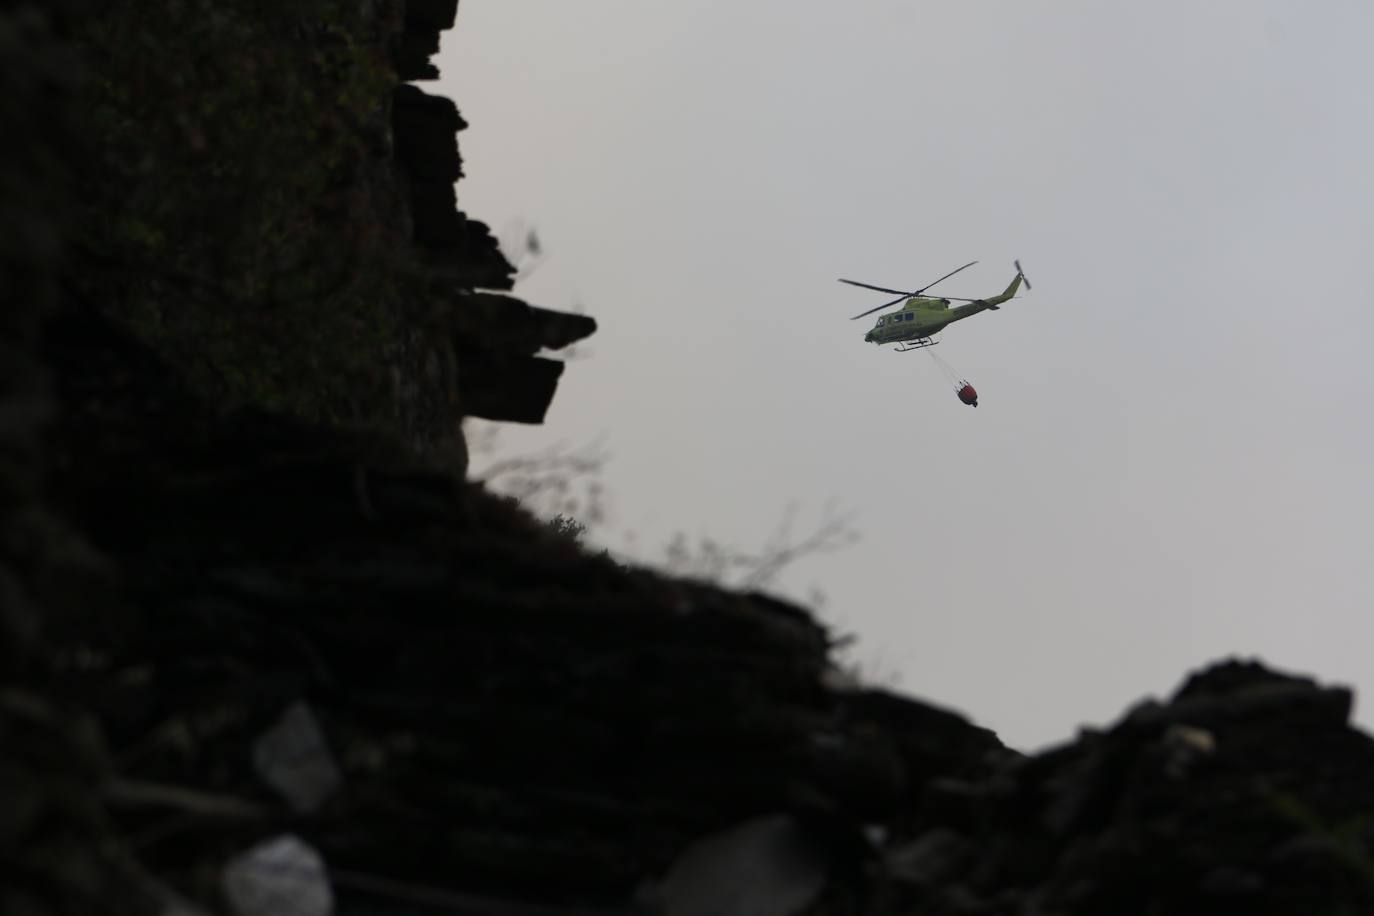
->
[439, 1, 1374, 750]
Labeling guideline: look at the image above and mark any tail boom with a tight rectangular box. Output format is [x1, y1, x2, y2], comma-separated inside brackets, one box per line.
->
[982, 262, 1029, 310]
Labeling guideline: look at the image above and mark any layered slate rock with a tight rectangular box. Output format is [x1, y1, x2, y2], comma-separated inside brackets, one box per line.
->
[64, 0, 586, 444]
[388, 67, 593, 424]
[391, 83, 508, 280]
[449, 292, 598, 423]
[392, 0, 456, 81]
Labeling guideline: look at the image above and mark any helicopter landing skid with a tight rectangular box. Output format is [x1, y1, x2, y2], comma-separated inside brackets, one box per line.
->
[895, 338, 938, 352]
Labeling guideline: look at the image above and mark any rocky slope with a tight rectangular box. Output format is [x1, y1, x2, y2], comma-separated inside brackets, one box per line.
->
[5, 3, 1374, 915]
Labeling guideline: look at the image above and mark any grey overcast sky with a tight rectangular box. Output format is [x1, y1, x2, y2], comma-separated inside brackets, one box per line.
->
[438, 1, 1374, 750]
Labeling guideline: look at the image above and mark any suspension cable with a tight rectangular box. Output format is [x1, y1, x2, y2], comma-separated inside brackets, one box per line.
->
[925, 348, 964, 388]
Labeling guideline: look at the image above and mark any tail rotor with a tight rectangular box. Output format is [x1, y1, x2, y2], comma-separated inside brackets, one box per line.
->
[1014, 259, 1032, 291]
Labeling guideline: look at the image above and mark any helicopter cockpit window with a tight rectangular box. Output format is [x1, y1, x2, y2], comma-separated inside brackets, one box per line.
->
[876, 317, 885, 326]
[905, 312, 915, 321]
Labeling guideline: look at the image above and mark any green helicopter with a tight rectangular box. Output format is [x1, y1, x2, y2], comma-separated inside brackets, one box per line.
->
[843, 260, 1031, 352]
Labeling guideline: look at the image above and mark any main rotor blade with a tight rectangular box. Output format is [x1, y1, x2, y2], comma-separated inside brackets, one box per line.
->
[838, 278, 914, 296]
[850, 293, 910, 320]
[915, 260, 978, 295]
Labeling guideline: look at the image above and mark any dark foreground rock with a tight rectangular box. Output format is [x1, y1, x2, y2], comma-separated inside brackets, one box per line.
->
[8, 2, 1374, 915]
[874, 660, 1374, 915]
[24, 309, 1374, 916]
[36, 307, 1009, 912]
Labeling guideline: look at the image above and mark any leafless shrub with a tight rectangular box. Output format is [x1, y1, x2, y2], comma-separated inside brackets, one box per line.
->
[467, 424, 859, 601]
[662, 502, 859, 595]
[466, 421, 609, 527]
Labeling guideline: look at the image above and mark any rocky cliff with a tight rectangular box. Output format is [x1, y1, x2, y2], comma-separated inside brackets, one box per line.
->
[5, 3, 1374, 915]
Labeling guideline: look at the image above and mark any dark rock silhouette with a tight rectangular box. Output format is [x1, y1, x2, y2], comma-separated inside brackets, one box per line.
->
[7, 2, 1374, 914]
[392, 0, 456, 81]
[874, 660, 1374, 914]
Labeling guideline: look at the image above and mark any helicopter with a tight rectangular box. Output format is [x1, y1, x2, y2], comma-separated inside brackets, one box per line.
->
[841, 260, 1031, 353]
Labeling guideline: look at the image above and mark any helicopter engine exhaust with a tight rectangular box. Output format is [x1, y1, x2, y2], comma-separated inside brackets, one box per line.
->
[957, 383, 978, 407]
